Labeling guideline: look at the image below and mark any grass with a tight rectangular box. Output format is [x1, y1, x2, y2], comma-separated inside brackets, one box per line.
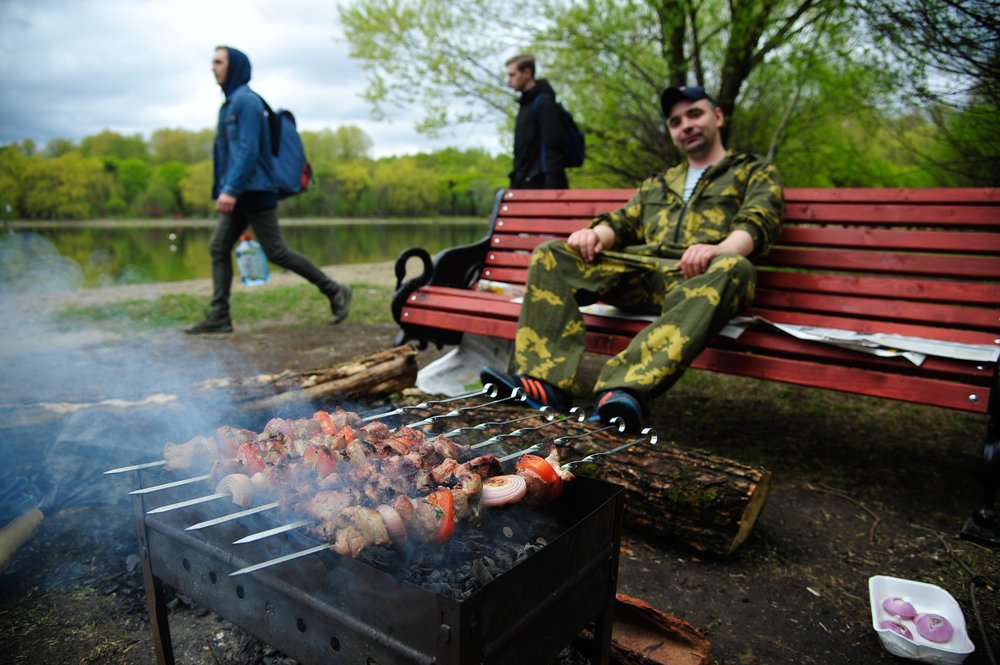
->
[52, 282, 396, 331]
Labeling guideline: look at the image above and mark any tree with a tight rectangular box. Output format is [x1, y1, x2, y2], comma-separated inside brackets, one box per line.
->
[149, 128, 214, 164]
[179, 161, 214, 216]
[339, 0, 856, 182]
[859, 0, 999, 184]
[301, 126, 374, 162]
[79, 130, 149, 160]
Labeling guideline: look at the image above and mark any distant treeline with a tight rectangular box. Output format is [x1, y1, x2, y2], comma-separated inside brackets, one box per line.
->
[0, 126, 511, 220]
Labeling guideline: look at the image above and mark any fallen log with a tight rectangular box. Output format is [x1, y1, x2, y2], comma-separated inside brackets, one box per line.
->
[239, 345, 418, 411]
[598, 444, 770, 558]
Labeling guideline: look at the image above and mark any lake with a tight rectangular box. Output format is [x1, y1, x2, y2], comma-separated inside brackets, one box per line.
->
[3, 218, 489, 287]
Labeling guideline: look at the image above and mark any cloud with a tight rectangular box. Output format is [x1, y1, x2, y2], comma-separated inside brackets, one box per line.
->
[0, 0, 503, 157]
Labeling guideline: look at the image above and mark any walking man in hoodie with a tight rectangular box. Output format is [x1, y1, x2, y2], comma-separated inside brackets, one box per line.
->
[506, 54, 569, 189]
[185, 46, 351, 334]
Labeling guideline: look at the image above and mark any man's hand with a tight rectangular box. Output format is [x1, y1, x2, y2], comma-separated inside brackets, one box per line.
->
[216, 193, 236, 214]
[676, 229, 754, 279]
[676, 243, 721, 278]
[567, 225, 615, 262]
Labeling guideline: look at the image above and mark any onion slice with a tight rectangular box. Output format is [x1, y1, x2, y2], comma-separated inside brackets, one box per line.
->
[215, 473, 255, 508]
[881, 596, 917, 619]
[376, 504, 408, 549]
[914, 613, 954, 643]
[481, 474, 527, 508]
[880, 619, 913, 640]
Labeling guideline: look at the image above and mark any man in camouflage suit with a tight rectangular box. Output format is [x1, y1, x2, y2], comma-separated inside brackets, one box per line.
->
[482, 85, 784, 431]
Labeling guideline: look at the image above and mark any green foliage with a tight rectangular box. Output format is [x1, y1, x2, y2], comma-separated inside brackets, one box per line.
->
[149, 128, 214, 164]
[20, 152, 115, 219]
[179, 161, 214, 216]
[79, 130, 148, 160]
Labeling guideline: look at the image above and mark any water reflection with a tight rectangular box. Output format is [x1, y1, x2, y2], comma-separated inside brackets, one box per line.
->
[20, 220, 487, 287]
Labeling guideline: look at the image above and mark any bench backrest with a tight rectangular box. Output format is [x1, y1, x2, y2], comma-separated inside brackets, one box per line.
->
[482, 188, 1000, 349]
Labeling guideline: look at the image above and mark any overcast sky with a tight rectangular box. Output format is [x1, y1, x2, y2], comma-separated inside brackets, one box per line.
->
[0, 0, 505, 158]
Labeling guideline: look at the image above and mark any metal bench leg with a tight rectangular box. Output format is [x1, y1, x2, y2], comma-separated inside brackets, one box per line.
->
[961, 366, 1000, 546]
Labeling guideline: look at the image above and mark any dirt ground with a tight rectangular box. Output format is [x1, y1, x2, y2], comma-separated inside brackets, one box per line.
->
[0, 271, 997, 664]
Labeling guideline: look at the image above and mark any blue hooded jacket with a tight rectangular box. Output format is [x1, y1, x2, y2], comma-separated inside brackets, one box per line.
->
[212, 47, 277, 201]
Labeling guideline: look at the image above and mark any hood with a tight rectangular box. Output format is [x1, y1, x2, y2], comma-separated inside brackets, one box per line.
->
[520, 78, 557, 105]
[222, 47, 252, 98]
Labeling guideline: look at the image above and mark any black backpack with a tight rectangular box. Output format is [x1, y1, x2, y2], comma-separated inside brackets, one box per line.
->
[532, 94, 586, 169]
[257, 95, 313, 198]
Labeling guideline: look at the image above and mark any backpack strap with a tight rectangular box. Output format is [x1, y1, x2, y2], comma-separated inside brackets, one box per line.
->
[530, 93, 553, 173]
[254, 93, 282, 157]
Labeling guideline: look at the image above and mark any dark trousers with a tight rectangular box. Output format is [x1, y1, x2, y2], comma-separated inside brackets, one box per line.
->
[208, 206, 338, 317]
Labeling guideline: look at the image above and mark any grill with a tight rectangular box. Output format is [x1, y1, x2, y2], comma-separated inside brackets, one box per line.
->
[128, 458, 624, 665]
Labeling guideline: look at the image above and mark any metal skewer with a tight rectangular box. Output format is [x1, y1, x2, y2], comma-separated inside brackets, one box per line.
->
[129, 474, 211, 495]
[403, 388, 528, 429]
[471, 407, 585, 450]
[362, 384, 499, 422]
[146, 491, 231, 515]
[551, 417, 627, 445]
[441, 407, 553, 438]
[186, 501, 281, 531]
[561, 428, 658, 470]
[230, 543, 330, 577]
[104, 459, 167, 475]
[232, 519, 314, 545]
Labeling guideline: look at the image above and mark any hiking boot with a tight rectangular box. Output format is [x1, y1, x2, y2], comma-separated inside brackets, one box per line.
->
[594, 389, 645, 433]
[0, 507, 43, 571]
[184, 313, 234, 334]
[329, 284, 353, 324]
[480, 366, 572, 412]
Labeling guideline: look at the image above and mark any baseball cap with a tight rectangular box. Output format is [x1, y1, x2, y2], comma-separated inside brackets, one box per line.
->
[660, 85, 719, 117]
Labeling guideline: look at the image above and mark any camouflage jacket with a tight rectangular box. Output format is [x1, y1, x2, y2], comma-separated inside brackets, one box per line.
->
[590, 150, 784, 260]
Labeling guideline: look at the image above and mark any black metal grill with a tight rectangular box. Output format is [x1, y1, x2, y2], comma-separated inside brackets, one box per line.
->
[131, 467, 623, 665]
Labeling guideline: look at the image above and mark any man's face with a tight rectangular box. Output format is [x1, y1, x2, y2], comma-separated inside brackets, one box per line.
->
[667, 99, 724, 158]
[506, 63, 532, 92]
[212, 48, 229, 86]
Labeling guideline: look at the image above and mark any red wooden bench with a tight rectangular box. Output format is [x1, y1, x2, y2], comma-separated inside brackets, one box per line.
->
[391, 187, 1000, 544]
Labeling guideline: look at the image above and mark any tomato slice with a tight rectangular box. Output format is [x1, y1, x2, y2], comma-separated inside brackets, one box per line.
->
[516, 454, 564, 501]
[335, 424, 355, 443]
[427, 489, 455, 543]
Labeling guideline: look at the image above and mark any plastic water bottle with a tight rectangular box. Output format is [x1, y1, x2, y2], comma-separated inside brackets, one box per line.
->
[235, 235, 270, 286]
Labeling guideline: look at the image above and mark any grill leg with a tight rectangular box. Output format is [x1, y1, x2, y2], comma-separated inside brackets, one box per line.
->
[132, 470, 175, 664]
[142, 565, 175, 665]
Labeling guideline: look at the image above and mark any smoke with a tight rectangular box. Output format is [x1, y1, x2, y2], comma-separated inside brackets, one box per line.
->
[0, 231, 261, 512]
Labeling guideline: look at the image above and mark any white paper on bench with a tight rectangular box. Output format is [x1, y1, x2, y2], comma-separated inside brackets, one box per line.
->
[416, 333, 514, 397]
[504, 296, 999, 366]
[719, 316, 1000, 366]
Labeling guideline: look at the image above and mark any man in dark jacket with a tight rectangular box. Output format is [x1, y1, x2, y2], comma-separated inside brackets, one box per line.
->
[505, 54, 568, 189]
[185, 46, 351, 334]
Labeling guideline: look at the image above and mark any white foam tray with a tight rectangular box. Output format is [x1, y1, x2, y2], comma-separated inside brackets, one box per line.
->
[869, 575, 975, 664]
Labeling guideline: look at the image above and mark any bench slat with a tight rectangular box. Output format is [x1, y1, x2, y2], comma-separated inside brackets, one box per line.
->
[763, 248, 1000, 278]
[757, 272, 1000, 306]
[690, 349, 988, 414]
[785, 203, 999, 226]
[776, 227, 1000, 253]
[785, 187, 1000, 205]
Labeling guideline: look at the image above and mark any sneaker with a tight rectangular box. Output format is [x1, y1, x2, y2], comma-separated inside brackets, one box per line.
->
[184, 313, 233, 334]
[594, 389, 644, 432]
[0, 507, 43, 571]
[480, 366, 572, 412]
[329, 284, 352, 325]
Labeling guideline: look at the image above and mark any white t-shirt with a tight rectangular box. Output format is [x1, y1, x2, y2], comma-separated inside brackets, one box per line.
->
[684, 166, 707, 202]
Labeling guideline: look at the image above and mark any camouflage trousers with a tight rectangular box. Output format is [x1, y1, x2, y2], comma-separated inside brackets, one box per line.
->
[513, 240, 757, 404]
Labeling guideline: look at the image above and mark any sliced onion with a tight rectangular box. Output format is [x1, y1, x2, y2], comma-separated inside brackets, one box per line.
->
[481, 474, 527, 508]
[881, 596, 917, 619]
[376, 504, 408, 549]
[215, 473, 255, 508]
[250, 471, 269, 494]
[880, 619, 913, 640]
[914, 613, 954, 643]
[263, 417, 294, 441]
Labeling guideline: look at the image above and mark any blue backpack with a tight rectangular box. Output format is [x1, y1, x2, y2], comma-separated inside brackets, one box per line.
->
[258, 95, 312, 198]
[532, 94, 586, 169]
